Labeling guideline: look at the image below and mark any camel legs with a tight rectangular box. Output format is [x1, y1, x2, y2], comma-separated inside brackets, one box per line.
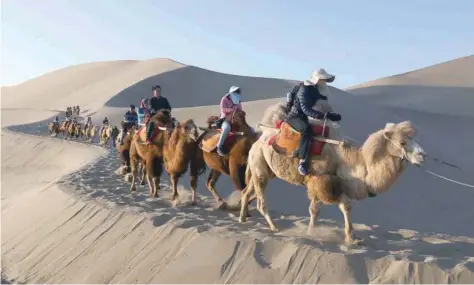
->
[189, 163, 198, 206]
[139, 162, 146, 185]
[253, 177, 277, 231]
[170, 174, 180, 202]
[338, 195, 362, 245]
[307, 198, 322, 235]
[206, 170, 226, 208]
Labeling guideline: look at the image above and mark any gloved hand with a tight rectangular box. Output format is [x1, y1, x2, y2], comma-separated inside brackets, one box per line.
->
[326, 112, 342, 122]
[286, 92, 293, 103]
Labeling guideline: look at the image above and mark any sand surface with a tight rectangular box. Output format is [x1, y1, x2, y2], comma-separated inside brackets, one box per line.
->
[2, 58, 474, 283]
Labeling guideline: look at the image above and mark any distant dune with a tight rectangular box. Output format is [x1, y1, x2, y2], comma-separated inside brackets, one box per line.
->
[2, 57, 474, 283]
[346, 55, 474, 118]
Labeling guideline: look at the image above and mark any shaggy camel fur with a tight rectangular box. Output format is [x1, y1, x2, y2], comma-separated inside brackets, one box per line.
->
[198, 109, 259, 209]
[239, 102, 426, 245]
[162, 119, 206, 204]
[129, 111, 173, 197]
[116, 125, 138, 172]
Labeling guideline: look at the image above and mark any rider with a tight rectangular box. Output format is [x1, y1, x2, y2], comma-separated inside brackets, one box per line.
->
[72, 117, 77, 126]
[286, 68, 342, 176]
[76, 105, 80, 115]
[119, 104, 138, 145]
[137, 98, 150, 126]
[145, 85, 172, 144]
[84, 116, 92, 130]
[52, 115, 60, 126]
[100, 116, 109, 136]
[216, 86, 243, 156]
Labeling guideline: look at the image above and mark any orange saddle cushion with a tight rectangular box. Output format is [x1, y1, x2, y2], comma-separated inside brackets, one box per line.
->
[269, 120, 329, 157]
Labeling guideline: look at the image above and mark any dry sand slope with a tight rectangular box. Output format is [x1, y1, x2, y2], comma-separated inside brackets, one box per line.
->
[2, 58, 474, 283]
[346, 55, 474, 119]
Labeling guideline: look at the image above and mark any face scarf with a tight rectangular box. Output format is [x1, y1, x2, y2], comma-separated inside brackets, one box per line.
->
[317, 80, 331, 96]
[230, 93, 241, 104]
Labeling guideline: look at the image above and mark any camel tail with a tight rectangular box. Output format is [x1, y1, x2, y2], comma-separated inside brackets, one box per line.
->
[193, 147, 207, 175]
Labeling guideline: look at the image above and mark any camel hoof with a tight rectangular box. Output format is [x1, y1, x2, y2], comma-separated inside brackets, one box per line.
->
[140, 180, 146, 186]
[130, 186, 136, 192]
[345, 235, 364, 246]
[190, 200, 197, 206]
[239, 216, 247, 223]
[216, 201, 228, 210]
[270, 227, 279, 232]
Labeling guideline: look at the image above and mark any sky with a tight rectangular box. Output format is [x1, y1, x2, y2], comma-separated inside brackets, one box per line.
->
[1, 0, 473, 88]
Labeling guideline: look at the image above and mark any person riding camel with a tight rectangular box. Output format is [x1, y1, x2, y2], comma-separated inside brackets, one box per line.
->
[52, 115, 59, 127]
[216, 85, 243, 156]
[119, 104, 138, 145]
[100, 116, 109, 136]
[84, 116, 92, 130]
[138, 98, 150, 126]
[286, 68, 342, 176]
[145, 85, 172, 144]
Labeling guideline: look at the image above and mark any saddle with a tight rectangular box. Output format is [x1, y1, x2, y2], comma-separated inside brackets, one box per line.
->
[268, 120, 329, 157]
[135, 123, 164, 143]
[199, 129, 238, 153]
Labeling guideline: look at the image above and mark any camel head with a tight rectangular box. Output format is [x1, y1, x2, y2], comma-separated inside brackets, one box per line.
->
[383, 121, 426, 166]
[231, 109, 247, 126]
[174, 119, 199, 142]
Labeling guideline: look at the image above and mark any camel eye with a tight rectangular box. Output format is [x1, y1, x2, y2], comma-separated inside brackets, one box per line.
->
[400, 142, 407, 146]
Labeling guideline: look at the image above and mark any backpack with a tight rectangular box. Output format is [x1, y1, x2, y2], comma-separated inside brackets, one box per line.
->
[286, 83, 303, 111]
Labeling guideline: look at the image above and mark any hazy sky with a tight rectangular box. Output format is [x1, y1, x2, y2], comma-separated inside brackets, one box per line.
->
[2, 0, 473, 88]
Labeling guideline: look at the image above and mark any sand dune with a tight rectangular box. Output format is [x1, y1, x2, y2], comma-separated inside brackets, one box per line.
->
[2, 58, 474, 283]
[346, 55, 474, 118]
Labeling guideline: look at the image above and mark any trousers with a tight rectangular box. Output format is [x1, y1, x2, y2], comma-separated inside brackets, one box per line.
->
[217, 120, 231, 149]
[287, 117, 311, 162]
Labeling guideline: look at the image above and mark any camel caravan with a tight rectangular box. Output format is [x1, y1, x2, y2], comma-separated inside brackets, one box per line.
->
[59, 69, 429, 245]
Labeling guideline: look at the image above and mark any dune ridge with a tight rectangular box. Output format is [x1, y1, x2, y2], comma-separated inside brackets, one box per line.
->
[2, 57, 474, 283]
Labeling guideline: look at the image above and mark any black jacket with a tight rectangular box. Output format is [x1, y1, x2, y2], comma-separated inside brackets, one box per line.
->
[149, 96, 172, 114]
[287, 84, 327, 122]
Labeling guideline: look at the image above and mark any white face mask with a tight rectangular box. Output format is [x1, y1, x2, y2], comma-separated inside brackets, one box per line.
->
[230, 93, 241, 104]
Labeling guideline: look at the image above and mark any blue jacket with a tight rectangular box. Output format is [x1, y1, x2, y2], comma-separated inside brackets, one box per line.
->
[124, 111, 138, 125]
[137, 108, 146, 125]
[287, 84, 327, 122]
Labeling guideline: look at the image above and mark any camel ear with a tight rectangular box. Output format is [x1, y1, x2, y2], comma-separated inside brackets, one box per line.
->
[383, 129, 393, 140]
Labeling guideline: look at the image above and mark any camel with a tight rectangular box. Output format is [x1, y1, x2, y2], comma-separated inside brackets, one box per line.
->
[162, 119, 206, 204]
[116, 125, 139, 172]
[48, 122, 60, 137]
[129, 111, 173, 197]
[197, 109, 259, 209]
[238, 102, 426, 245]
[66, 122, 81, 140]
[82, 125, 97, 142]
[59, 121, 70, 137]
[100, 125, 119, 146]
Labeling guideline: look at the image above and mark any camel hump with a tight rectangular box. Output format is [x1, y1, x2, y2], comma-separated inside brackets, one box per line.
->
[269, 120, 330, 158]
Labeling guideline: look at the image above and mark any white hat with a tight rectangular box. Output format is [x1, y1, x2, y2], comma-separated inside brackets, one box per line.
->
[306, 68, 335, 85]
[228, 86, 241, 93]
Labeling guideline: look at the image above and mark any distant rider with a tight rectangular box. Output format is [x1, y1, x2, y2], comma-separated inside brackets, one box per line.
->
[119, 105, 138, 145]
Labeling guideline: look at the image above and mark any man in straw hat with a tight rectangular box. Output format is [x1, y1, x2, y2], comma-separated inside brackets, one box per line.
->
[286, 68, 342, 176]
